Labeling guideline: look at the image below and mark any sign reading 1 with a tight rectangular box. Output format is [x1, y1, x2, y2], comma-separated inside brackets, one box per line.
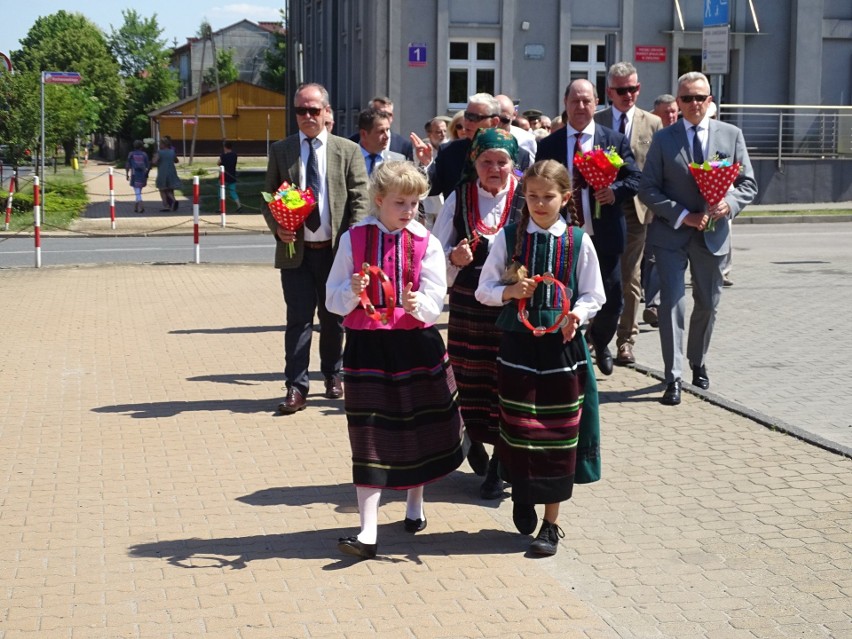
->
[408, 44, 427, 68]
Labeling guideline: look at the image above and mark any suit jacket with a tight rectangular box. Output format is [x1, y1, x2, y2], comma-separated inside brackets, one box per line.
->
[594, 107, 661, 223]
[639, 119, 757, 255]
[348, 131, 414, 161]
[262, 134, 371, 269]
[427, 137, 532, 198]
[536, 125, 642, 255]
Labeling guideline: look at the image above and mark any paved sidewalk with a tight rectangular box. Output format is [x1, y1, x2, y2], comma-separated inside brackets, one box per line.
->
[0, 264, 849, 638]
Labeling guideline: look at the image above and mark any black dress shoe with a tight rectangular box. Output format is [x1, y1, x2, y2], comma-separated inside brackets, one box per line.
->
[324, 374, 343, 399]
[660, 380, 682, 406]
[596, 345, 614, 376]
[691, 365, 710, 390]
[403, 517, 427, 533]
[479, 456, 505, 500]
[529, 519, 565, 556]
[467, 440, 489, 476]
[277, 387, 307, 414]
[337, 536, 377, 559]
[512, 501, 538, 535]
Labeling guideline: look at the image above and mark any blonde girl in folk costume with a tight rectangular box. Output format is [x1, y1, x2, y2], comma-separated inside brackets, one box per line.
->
[475, 159, 605, 556]
[326, 161, 466, 560]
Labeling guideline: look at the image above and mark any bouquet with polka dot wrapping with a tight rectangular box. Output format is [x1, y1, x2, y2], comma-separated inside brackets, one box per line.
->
[689, 159, 742, 231]
[262, 182, 317, 256]
[573, 146, 625, 219]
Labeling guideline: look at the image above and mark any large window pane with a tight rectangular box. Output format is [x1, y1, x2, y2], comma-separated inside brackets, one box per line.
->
[450, 42, 468, 60]
[571, 45, 589, 62]
[449, 69, 469, 103]
[476, 69, 495, 94]
[597, 45, 607, 63]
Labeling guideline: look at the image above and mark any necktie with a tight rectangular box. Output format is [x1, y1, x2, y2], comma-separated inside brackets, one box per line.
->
[304, 138, 321, 232]
[691, 125, 704, 164]
[572, 133, 586, 227]
[619, 112, 627, 134]
[367, 153, 379, 176]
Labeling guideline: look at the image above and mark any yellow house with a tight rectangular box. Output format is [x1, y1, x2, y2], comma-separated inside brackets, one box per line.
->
[149, 80, 287, 155]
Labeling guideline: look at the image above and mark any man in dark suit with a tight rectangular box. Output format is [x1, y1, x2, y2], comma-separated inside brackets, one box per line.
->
[262, 83, 371, 414]
[348, 96, 414, 160]
[594, 62, 662, 367]
[357, 108, 406, 175]
[412, 93, 532, 198]
[537, 79, 642, 376]
[639, 72, 757, 406]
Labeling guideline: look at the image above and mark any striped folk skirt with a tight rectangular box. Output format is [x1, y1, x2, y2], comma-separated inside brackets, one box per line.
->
[447, 281, 502, 445]
[343, 327, 466, 489]
[496, 331, 590, 504]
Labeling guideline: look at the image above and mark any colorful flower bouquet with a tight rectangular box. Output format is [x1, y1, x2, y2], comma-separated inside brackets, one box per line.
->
[573, 146, 625, 218]
[689, 158, 742, 231]
[262, 182, 317, 256]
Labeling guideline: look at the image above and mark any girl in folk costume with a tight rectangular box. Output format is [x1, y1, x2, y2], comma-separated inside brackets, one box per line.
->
[432, 127, 525, 500]
[475, 160, 605, 556]
[326, 161, 466, 560]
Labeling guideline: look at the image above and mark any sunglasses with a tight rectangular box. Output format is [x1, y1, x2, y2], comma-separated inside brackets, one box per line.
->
[463, 111, 497, 122]
[498, 115, 512, 124]
[455, 124, 464, 130]
[294, 106, 324, 117]
[679, 95, 709, 103]
[613, 85, 640, 96]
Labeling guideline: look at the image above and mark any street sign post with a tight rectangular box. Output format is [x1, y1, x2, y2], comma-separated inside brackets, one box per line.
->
[41, 71, 83, 186]
[703, 0, 730, 27]
[702, 26, 730, 75]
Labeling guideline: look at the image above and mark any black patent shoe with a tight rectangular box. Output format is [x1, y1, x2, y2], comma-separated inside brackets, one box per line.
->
[479, 456, 505, 500]
[512, 501, 537, 535]
[403, 517, 427, 533]
[337, 536, 377, 559]
[529, 519, 565, 556]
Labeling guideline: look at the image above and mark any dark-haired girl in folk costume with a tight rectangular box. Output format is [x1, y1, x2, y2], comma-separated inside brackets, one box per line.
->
[326, 161, 465, 560]
[476, 159, 605, 556]
[433, 127, 525, 500]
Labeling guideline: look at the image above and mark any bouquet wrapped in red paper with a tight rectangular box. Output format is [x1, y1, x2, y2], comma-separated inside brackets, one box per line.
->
[573, 146, 625, 219]
[262, 181, 317, 256]
[688, 158, 742, 231]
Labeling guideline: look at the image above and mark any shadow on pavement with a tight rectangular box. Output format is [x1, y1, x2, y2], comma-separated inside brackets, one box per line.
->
[170, 325, 285, 335]
[91, 396, 345, 418]
[186, 372, 282, 386]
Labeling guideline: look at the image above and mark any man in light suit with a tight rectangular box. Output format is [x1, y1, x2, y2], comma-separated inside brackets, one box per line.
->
[537, 79, 642, 376]
[262, 83, 371, 414]
[639, 72, 757, 406]
[594, 62, 662, 366]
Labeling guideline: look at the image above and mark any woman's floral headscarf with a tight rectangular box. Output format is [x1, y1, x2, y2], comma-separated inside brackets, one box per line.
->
[461, 127, 519, 183]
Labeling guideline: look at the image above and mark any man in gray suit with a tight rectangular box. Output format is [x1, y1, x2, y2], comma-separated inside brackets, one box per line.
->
[262, 83, 371, 414]
[594, 62, 662, 366]
[639, 72, 757, 406]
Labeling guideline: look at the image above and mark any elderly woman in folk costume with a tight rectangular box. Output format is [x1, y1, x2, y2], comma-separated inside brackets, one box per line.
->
[432, 127, 526, 500]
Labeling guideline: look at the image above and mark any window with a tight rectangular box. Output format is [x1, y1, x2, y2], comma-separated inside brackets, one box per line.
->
[570, 42, 607, 105]
[448, 39, 499, 108]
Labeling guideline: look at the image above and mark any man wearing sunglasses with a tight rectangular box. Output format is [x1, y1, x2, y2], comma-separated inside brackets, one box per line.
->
[639, 72, 757, 406]
[594, 62, 662, 369]
[412, 93, 531, 199]
[262, 82, 371, 415]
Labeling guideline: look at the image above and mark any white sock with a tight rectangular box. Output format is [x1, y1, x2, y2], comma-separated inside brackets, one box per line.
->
[355, 486, 381, 544]
[405, 486, 425, 521]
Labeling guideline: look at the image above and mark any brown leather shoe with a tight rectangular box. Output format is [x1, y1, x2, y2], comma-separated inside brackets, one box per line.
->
[278, 387, 307, 414]
[615, 343, 635, 366]
[324, 375, 343, 399]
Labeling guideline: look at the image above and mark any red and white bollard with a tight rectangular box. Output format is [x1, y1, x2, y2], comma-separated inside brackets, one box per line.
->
[219, 165, 226, 227]
[193, 176, 200, 264]
[4, 171, 15, 231]
[109, 167, 116, 230]
[33, 176, 41, 268]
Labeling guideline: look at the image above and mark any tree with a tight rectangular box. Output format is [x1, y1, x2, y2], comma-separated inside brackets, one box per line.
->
[12, 10, 125, 142]
[260, 12, 286, 91]
[108, 10, 179, 142]
[0, 70, 40, 167]
[203, 48, 239, 87]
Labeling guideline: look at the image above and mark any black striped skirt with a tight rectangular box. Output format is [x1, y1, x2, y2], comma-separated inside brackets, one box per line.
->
[343, 327, 466, 489]
[447, 281, 502, 445]
[496, 330, 590, 504]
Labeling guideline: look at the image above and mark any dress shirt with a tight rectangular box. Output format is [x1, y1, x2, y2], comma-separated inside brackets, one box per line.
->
[432, 177, 518, 287]
[325, 217, 447, 325]
[474, 217, 605, 326]
[611, 106, 635, 140]
[565, 123, 597, 236]
[674, 116, 711, 229]
[299, 129, 331, 241]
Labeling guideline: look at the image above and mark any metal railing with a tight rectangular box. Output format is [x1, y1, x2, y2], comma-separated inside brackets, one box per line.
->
[718, 105, 852, 165]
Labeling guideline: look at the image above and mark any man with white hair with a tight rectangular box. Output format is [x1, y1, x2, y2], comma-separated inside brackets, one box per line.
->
[495, 94, 536, 161]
